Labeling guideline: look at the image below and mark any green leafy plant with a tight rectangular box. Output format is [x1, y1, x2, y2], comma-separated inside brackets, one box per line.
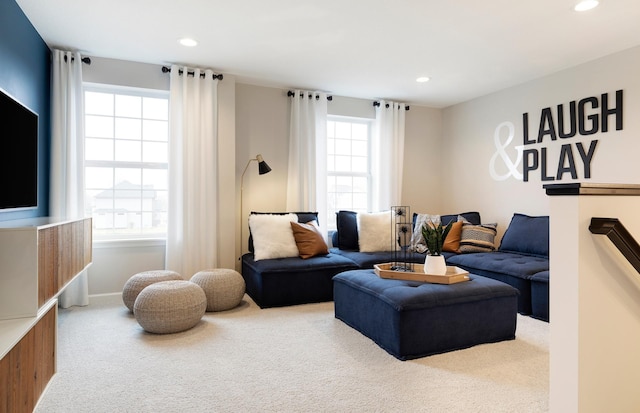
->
[421, 219, 453, 256]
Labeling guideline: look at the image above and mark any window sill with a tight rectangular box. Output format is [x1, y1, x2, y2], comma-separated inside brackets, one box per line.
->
[92, 238, 166, 249]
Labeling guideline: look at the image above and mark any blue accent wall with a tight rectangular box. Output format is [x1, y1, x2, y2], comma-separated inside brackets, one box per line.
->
[0, 0, 51, 221]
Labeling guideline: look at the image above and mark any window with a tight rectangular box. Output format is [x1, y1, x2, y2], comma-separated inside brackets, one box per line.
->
[326, 116, 373, 230]
[83, 84, 169, 240]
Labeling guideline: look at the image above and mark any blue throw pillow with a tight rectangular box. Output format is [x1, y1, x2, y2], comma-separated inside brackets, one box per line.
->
[412, 211, 482, 228]
[499, 213, 549, 258]
[441, 211, 481, 226]
[336, 210, 359, 250]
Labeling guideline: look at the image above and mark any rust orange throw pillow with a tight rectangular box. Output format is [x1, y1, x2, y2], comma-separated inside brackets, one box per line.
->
[290, 220, 329, 259]
[443, 221, 463, 253]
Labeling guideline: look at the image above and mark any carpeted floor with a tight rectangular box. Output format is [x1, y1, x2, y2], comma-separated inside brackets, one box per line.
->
[35, 294, 549, 412]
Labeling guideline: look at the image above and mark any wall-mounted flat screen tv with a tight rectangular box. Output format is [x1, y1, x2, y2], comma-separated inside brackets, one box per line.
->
[0, 88, 38, 211]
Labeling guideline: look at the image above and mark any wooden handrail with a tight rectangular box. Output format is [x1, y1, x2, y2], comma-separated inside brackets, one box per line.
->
[589, 218, 640, 274]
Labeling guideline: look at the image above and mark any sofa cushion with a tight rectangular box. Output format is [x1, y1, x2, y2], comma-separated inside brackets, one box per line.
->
[447, 251, 548, 315]
[241, 253, 359, 308]
[290, 220, 329, 259]
[447, 252, 548, 280]
[531, 270, 549, 283]
[459, 223, 498, 253]
[248, 211, 318, 252]
[357, 211, 393, 252]
[499, 213, 549, 258]
[249, 213, 299, 261]
[530, 271, 550, 322]
[335, 210, 359, 250]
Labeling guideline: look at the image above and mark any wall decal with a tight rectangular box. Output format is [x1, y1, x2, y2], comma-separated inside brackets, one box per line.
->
[522, 140, 598, 181]
[489, 121, 523, 181]
[490, 90, 623, 182]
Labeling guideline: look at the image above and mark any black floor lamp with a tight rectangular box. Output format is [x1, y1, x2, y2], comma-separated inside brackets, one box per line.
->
[240, 154, 272, 255]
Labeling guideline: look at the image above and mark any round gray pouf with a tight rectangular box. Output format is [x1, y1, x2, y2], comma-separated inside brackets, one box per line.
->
[122, 270, 183, 312]
[133, 280, 207, 334]
[190, 269, 246, 312]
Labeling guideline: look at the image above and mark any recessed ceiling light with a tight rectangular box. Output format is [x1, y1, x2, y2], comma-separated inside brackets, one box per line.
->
[416, 76, 430, 83]
[574, 0, 599, 11]
[179, 38, 198, 47]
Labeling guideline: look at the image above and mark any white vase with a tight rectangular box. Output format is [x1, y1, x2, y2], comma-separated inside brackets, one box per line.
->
[424, 254, 447, 275]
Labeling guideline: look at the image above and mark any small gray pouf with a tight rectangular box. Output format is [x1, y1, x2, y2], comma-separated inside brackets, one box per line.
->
[122, 270, 183, 312]
[134, 280, 207, 334]
[191, 269, 246, 312]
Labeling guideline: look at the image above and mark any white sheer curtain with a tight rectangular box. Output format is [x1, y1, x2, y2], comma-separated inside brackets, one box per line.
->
[286, 90, 328, 236]
[166, 65, 219, 277]
[50, 49, 89, 308]
[372, 100, 406, 210]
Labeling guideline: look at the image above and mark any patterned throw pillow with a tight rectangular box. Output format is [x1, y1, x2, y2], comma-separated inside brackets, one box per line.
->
[410, 214, 440, 253]
[459, 223, 498, 253]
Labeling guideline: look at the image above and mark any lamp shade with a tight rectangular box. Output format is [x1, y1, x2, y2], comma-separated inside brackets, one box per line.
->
[256, 154, 272, 175]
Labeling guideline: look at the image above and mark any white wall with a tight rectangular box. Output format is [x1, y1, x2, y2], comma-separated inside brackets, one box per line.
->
[216, 74, 238, 271]
[402, 105, 443, 214]
[89, 240, 166, 296]
[83, 56, 169, 90]
[235, 84, 290, 265]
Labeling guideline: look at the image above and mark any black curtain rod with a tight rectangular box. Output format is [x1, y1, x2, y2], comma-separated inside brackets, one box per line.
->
[63, 55, 91, 65]
[161, 66, 223, 80]
[287, 90, 333, 101]
[373, 101, 410, 111]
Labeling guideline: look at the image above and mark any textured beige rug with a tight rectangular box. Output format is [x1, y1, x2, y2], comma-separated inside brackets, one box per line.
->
[35, 294, 548, 412]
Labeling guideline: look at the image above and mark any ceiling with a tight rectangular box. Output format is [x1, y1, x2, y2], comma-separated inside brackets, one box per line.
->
[15, 0, 640, 108]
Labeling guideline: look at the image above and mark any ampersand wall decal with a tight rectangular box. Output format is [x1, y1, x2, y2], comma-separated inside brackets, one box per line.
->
[489, 121, 524, 181]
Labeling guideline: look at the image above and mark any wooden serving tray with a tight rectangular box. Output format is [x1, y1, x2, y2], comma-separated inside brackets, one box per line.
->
[374, 262, 470, 284]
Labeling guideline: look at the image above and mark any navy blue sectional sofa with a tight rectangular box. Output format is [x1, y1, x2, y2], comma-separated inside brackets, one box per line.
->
[241, 211, 550, 322]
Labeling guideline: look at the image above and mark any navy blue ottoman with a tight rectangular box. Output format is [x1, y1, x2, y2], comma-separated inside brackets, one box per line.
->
[333, 269, 518, 360]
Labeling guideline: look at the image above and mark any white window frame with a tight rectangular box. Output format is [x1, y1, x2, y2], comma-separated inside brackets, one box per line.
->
[83, 83, 169, 241]
[326, 115, 373, 230]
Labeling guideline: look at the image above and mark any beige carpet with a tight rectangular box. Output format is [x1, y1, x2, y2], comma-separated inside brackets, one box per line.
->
[35, 294, 549, 412]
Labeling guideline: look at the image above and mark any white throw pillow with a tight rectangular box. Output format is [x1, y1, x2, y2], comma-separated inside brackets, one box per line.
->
[357, 211, 393, 252]
[249, 213, 300, 261]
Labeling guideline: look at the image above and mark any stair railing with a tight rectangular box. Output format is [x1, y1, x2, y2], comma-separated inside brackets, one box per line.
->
[589, 217, 640, 274]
